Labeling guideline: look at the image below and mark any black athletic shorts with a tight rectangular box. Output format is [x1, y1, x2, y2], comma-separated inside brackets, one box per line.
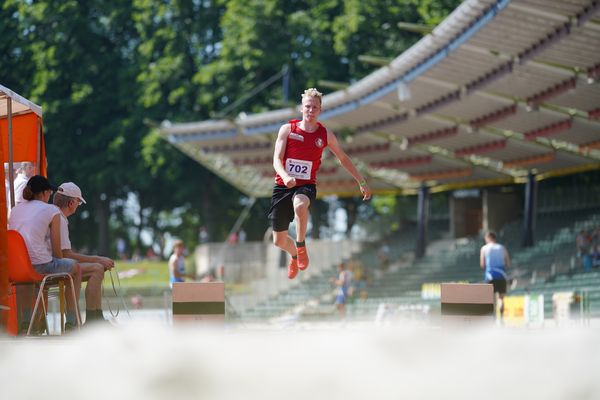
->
[487, 278, 507, 295]
[267, 184, 317, 232]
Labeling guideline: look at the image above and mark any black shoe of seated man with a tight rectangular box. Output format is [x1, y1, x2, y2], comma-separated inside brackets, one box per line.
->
[85, 309, 110, 325]
[64, 322, 78, 333]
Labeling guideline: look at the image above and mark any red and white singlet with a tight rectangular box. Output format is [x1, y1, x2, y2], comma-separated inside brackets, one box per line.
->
[275, 119, 328, 186]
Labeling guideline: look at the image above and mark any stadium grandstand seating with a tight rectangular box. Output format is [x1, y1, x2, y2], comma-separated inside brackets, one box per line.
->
[235, 224, 421, 321]
[235, 208, 600, 322]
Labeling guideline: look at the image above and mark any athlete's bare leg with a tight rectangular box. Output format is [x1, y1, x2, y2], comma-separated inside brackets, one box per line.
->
[293, 194, 311, 270]
[272, 230, 297, 256]
[293, 194, 310, 242]
[271, 194, 311, 277]
[273, 230, 300, 279]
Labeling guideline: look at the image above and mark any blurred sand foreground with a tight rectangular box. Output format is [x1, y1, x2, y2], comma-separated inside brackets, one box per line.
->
[1, 321, 599, 400]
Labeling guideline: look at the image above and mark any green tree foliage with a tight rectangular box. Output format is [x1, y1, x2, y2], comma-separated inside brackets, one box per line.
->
[4, 0, 143, 253]
[1, 0, 461, 255]
[131, 0, 243, 250]
[413, 0, 463, 26]
[0, 1, 35, 91]
[332, 0, 422, 77]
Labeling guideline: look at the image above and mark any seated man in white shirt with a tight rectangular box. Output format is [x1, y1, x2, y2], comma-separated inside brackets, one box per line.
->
[53, 182, 115, 324]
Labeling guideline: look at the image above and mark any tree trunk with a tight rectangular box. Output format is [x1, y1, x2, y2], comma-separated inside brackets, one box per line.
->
[310, 199, 330, 239]
[156, 232, 166, 260]
[310, 199, 320, 239]
[95, 193, 110, 255]
[201, 178, 214, 241]
[136, 192, 144, 251]
[345, 199, 357, 237]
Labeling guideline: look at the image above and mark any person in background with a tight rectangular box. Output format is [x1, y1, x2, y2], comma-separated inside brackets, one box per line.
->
[350, 257, 369, 299]
[198, 226, 209, 244]
[238, 229, 247, 243]
[14, 161, 35, 205]
[8, 175, 82, 330]
[480, 231, 510, 317]
[116, 237, 127, 260]
[130, 294, 144, 309]
[331, 262, 353, 319]
[227, 231, 238, 244]
[378, 243, 390, 270]
[576, 229, 593, 271]
[169, 240, 194, 287]
[200, 269, 217, 283]
[53, 182, 114, 324]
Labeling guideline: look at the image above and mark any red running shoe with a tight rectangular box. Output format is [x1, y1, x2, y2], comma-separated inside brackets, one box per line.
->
[297, 246, 309, 271]
[288, 257, 299, 279]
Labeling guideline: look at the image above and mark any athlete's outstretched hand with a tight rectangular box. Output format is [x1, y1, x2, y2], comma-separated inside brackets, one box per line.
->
[359, 182, 372, 201]
[283, 175, 297, 188]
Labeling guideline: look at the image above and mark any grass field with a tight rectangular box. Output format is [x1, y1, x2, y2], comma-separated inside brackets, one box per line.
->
[104, 258, 186, 296]
[111, 259, 174, 287]
[105, 257, 247, 296]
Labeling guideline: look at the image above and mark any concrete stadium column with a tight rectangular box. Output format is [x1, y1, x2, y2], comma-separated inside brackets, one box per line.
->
[522, 172, 537, 247]
[415, 183, 429, 259]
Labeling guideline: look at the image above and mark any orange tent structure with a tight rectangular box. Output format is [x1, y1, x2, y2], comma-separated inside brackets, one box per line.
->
[0, 84, 46, 331]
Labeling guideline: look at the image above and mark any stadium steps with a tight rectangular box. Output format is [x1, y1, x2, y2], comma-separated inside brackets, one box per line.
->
[237, 209, 600, 322]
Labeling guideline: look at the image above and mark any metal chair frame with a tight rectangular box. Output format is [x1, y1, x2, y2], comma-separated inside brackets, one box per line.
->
[7, 230, 82, 336]
[27, 273, 82, 335]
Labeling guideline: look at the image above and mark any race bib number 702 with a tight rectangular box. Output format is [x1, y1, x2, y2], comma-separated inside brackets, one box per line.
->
[285, 158, 313, 180]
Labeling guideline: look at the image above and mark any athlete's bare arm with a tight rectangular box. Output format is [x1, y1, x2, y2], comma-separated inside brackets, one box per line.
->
[480, 247, 485, 269]
[326, 129, 372, 200]
[273, 123, 296, 188]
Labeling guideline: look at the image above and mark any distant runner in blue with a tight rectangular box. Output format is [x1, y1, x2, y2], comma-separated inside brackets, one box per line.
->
[480, 231, 510, 317]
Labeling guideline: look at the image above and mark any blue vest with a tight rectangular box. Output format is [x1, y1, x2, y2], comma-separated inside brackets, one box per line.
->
[483, 243, 506, 281]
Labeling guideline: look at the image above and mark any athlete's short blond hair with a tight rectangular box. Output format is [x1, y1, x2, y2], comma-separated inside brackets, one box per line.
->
[301, 88, 323, 104]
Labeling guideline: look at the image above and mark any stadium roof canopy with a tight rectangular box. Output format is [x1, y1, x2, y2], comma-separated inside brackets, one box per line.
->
[161, 0, 600, 198]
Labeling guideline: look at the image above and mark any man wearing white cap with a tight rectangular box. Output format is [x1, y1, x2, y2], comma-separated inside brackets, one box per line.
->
[54, 182, 115, 324]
